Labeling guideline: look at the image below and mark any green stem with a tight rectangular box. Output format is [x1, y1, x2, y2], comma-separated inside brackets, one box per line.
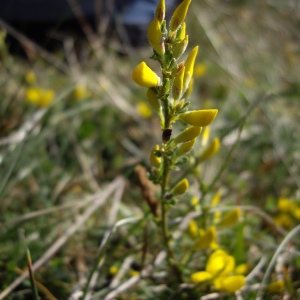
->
[160, 154, 183, 283]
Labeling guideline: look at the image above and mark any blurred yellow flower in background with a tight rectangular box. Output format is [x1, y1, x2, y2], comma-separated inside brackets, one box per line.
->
[194, 63, 207, 78]
[26, 88, 55, 107]
[25, 71, 37, 84]
[137, 101, 153, 118]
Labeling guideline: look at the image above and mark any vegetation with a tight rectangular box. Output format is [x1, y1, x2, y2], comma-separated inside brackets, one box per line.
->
[0, 0, 300, 299]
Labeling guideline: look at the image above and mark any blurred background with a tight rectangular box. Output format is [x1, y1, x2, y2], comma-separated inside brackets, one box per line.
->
[0, 0, 300, 298]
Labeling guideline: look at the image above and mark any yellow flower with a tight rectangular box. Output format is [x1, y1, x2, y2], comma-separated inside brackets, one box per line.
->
[26, 88, 41, 105]
[155, 0, 166, 22]
[235, 264, 248, 275]
[172, 178, 189, 196]
[172, 35, 188, 60]
[194, 63, 207, 78]
[137, 101, 153, 118]
[217, 208, 241, 228]
[190, 249, 246, 293]
[206, 249, 235, 278]
[193, 226, 218, 250]
[277, 197, 295, 213]
[191, 271, 212, 283]
[199, 138, 220, 162]
[74, 84, 89, 100]
[201, 126, 210, 146]
[109, 266, 118, 276]
[266, 280, 284, 293]
[26, 88, 55, 107]
[150, 145, 161, 168]
[25, 71, 36, 84]
[274, 214, 293, 229]
[188, 220, 199, 239]
[191, 196, 199, 207]
[132, 62, 161, 88]
[169, 0, 192, 32]
[174, 126, 202, 144]
[148, 18, 165, 56]
[219, 275, 245, 293]
[183, 46, 198, 90]
[39, 89, 55, 107]
[179, 109, 218, 127]
[176, 138, 196, 156]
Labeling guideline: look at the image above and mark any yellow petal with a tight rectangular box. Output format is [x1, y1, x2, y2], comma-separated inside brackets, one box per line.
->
[150, 145, 161, 168]
[170, 0, 192, 32]
[217, 208, 241, 228]
[176, 138, 196, 156]
[190, 271, 212, 283]
[219, 275, 245, 293]
[183, 46, 198, 90]
[174, 126, 202, 144]
[137, 102, 152, 118]
[266, 280, 284, 293]
[187, 219, 199, 239]
[155, 0, 166, 22]
[206, 249, 235, 277]
[39, 89, 55, 107]
[172, 178, 189, 196]
[199, 137, 220, 162]
[179, 109, 218, 127]
[193, 226, 217, 250]
[132, 62, 161, 88]
[148, 19, 165, 56]
[235, 264, 248, 275]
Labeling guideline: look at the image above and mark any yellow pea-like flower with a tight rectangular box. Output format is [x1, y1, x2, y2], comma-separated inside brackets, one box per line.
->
[183, 46, 198, 90]
[172, 178, 189, 196]
[199, 137, 220, 162]
[206, 249, 235, 277]
[190, 271, 212, 283]
[150, 145, 161, 168]
[26, 88, 41, 104]
[266, 280, 284, 293]
[148, 18, 165, 56]
[172, 66, 185, 100]
[155, 0, 166, 22]
[217, 208, 241, 228]
[187, 219, 199, 239]
[174, 126, 202, 144]
[146, 88, 161, 112]
[39, 89, 55, 107]
[193, 226, 217, 250]
[176, 138, 196, 157]
[219, 275, 245, 293]
[132, 62, 161, 88]
[179, 109, 218, 127]
[170, 0, 192, 32]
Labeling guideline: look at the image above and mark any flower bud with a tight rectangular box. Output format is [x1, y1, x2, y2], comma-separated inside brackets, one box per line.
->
[217, 208, 241, 228]
[179, 109, 218, 127]
[170, 0, 192, 32]
[172, 178, 189, 196]
[132, 62, 161, 88]
[148, 19, 165, 56]
[199, 137, 220, 162]
[150, 145, 161, 168]
[146, 89, 161, 112]
[172, 66, 185, 100]
[155, 0, 166, 22]
[176, 138, 196, 156]
[177, 22, 186, 40]
[172, 35, 188, 60]
[183, 46, 198, 90]
[174, 126, 202, 144]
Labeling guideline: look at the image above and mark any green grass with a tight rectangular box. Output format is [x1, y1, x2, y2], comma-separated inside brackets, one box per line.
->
[1, 0, 300, 299]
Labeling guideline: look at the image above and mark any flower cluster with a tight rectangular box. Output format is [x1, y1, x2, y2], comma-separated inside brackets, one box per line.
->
[132, 0, 218, 199]
[190, 249, 246, 293]
[25, 71, 55, 107]
[274, 197, 300, 229]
